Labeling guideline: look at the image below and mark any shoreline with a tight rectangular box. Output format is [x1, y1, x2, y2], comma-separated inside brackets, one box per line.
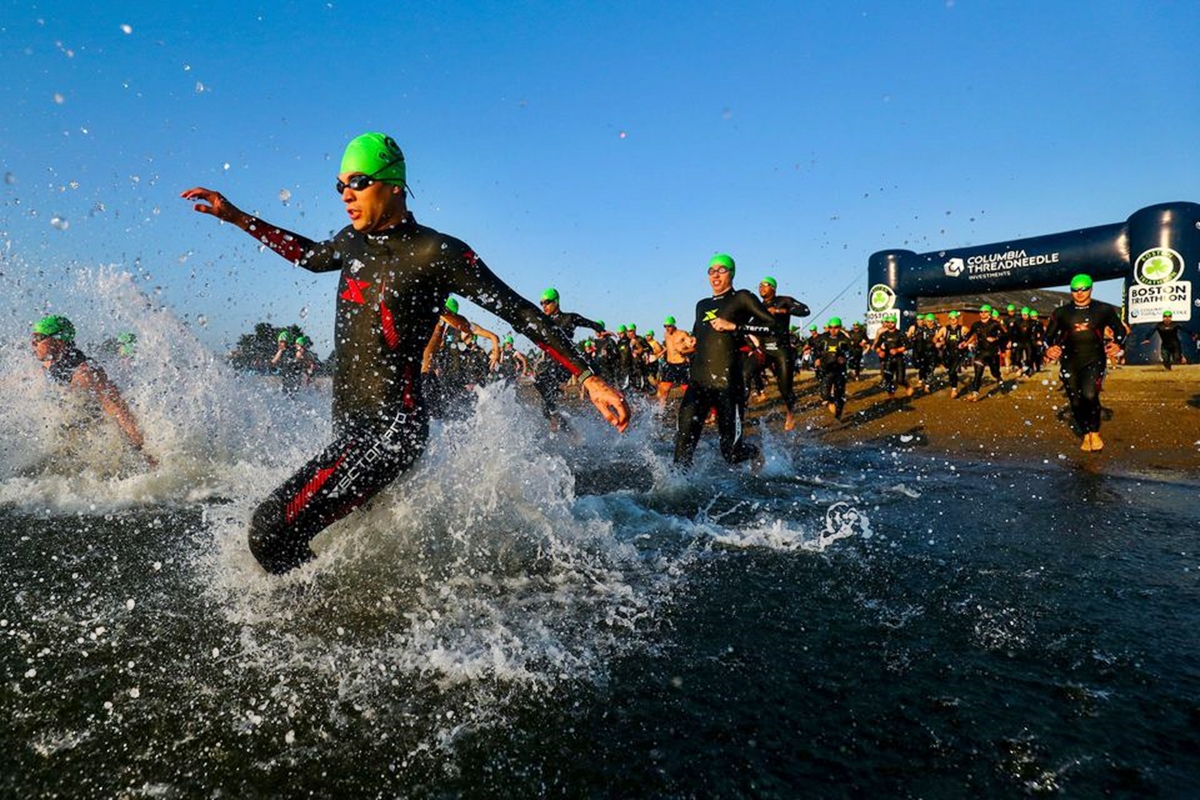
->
[746, 364, 1200, 480]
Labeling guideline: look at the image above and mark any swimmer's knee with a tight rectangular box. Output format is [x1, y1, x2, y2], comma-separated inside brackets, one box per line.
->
[248, 503, 311, 575]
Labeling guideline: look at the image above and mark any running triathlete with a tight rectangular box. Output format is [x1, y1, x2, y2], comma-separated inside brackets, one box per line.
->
[1044, 273, 1126, 452]
[182, 132, 628, 574]
[811, 317, 853, 418]
[674, 254, 777, 468]
[657, 315, 696, 409]
[757, 276, 810, 430]
[1140, 310, 1189, 370]
[30, 315, 156, 468]
[961, 304, 1005, 401]
[533, 287, 606, 427]
[847, 322, 867, 380]
[871, 314, 912, 397]
[935, 310, 968, 398]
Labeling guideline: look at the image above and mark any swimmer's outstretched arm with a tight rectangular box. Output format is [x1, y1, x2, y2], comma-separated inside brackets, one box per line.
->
[181, 187, 320, 265]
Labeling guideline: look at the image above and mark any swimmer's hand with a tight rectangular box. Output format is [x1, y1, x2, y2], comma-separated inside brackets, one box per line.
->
[582, 376, 631, 433]
[181, 187, 250, 228]
[1044, 345, 1062, 362]
[709, 318, 736, 332]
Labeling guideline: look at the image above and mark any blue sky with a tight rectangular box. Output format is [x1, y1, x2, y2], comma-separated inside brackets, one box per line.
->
[2, 1, 1197, 354]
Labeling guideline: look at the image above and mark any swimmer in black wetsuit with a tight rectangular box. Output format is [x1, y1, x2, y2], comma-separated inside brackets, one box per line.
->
[961, 304, 1006, 401]
[1044, 273, 1126, 452]
[934, 310, 968, 398]
[182, 132, 629, 574]
[674, 253, 778, 468]
[810, 317, 853, 418]
[871, 315, 912, 397]
[757, 276, 810, 430]
[533, 287, 606, 429]
[1140, 310, 1190, 370]
[30, 314, 156, 468]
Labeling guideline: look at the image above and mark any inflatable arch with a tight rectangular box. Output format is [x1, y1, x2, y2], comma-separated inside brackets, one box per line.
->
[866, 201, 1200, 364]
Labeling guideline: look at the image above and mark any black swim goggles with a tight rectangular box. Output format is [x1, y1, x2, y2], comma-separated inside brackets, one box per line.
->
[336, 154, 410, 195]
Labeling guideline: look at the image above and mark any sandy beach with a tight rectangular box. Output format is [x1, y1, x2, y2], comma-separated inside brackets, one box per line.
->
[766, 364, 1200, 479]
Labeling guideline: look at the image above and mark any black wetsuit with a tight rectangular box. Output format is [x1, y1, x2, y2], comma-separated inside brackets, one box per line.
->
[246, 218, 592, 574]
[1148, 321, 1183, 369]
[909, 324, 937, 386]
[967, 319, 1005, 394]
[872, 328, 909, 395]
[760, 294, 810, 412]
[46, 347, 91, 385]
[534, 310, 601, 417]
[812, 331, 853, 417]
[847, 327, 867, 377]
[674, 289, 776, 467]
[1007, 317, 1035, 376]
[1045, 300, 1125, 435]
[940, 324, 967, 389]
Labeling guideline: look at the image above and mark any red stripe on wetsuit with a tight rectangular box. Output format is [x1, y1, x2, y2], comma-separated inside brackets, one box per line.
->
[285, 455, 346, 524]
[536, 342, 583, 376]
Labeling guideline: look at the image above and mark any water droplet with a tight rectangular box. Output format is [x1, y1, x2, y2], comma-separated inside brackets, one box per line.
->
[120, 23, 133, 34]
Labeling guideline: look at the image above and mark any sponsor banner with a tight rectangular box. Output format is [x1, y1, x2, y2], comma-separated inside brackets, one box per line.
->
[1127, 281, 1192, 323]
[942, 249, 1062, 283]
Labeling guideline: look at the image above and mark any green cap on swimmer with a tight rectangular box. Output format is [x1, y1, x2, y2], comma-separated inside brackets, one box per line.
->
[341, 132, 406, 187]
[709, 253, 736, 275]
[663, 315, 676, 326]
[32, 314, 75, 341]
[540, 287, 559, 303]
[828, 317, 842, 327]
[295, 335, 311, 347]
[504, 335, 514, 345]
[277, 330, 293, 343]
[979, 304, 993, 314]
[760, 276, 777, 288]
[595, 320, 605, 330]
[445, 297, 459, 314]
[1164, 310, 1173, 317]
[1070, 273, 1093, 291]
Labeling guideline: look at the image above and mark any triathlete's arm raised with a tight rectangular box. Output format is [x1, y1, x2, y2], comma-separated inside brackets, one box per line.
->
[180, 187, 340, 272]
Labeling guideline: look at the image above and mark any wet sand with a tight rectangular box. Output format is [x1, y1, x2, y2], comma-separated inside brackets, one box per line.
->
[765, 364, 1200, 479]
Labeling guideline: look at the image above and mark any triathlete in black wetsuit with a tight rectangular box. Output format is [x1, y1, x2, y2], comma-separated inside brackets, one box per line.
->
[182, 133, 628, 574]
[962, 304, 1005, 401]
[674, 254, 777, 467]
[1044, 273, 1125, 452]
[936, 311, 968, 398]
[907, 314, 937, 391]
[847, 322, 867, 380]
[871, 315, 911, 397]
[1007, 308, 1035, 377]
[1141, 311, 1188, 370]
[811, 318, 853, 418]
[531, 287, 604, 425]
[757, 276, 810, 430]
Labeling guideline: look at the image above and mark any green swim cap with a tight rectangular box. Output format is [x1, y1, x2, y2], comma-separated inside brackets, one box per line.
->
[828, 317, 842, 327]
[709, 253, 736, 275]
[979, 304, 993, 314]
[504, 335, 514, 344]
[117, 331, 136, 344]
[925, 313, 936, 321]
[1007, 304, 1016, 312]
[646, 330, 655, 338]
[33, 314, 75, 341]
[445, 297, 459, 314]
[617, 325, 627, 333]
[1164, 310, 1173, 317]
[595, 319, 605, 330]
[1021, 307, 1031, 315]
[1030, 310, 1039, 318]
[760, 276, 777, 288]
[627, 323, 637, 330]
[949, 310, 960, 318]
[663, 315, 676, 326]
[541, 287, 559, 303]
[277, 330, 293, 343]
[295, 335, 311, 346]
[1070, 273, 1093, 291]
[340, 132, 406, 187]
[885, 313, 898, 322]
[809, 324, 818, 331]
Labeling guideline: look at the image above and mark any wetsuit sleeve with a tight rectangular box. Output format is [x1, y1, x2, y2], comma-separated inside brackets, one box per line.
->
[1044, 309, 1064, 345]
[781, 296, 811, 317]
[1103, 306, 1127, 345]
[564, 312, 604, 333]
[726, 290, 779, 333]
[447, 246, 591, 376]
[243, 219, 343, 273]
